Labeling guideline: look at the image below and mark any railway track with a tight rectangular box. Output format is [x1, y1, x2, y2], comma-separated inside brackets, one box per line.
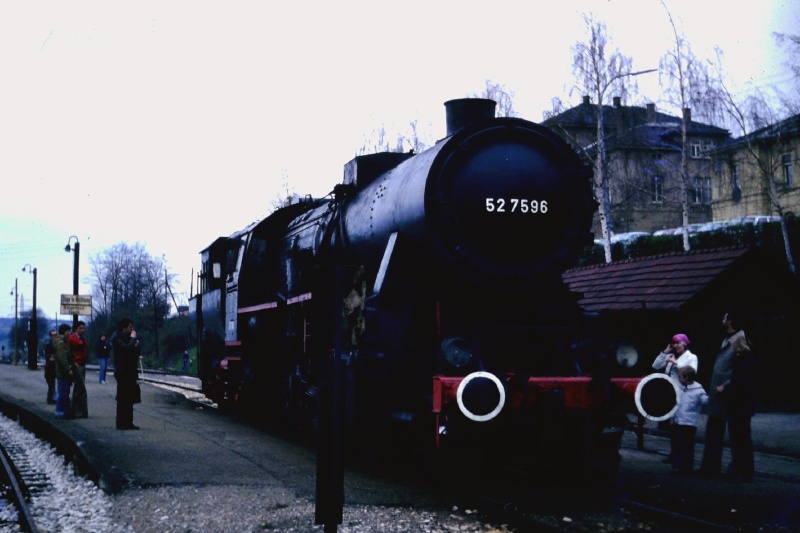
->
[0, 424, 40, 533]
[446, 464, 736, 532]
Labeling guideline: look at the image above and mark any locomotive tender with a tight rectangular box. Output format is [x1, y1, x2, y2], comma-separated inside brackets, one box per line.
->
[190, 98, 648, 473]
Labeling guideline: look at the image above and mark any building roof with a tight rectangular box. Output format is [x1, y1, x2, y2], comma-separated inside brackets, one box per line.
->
[710, 113, 800, 153]
[543, 98, 729, 137]
[562, 247, 799, 313]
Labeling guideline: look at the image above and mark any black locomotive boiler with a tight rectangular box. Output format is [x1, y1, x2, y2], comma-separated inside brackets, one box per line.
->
[190, 98, 647, 473]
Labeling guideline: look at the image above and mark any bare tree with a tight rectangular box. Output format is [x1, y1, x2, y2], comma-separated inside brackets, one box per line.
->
[774, 30, 800, 114]
[89, 242, 175, 364]
[269, 169, 297, 212]
[717, 81, 797, 273]
[542, 97, 569, 121]
[471, 80, 518, 118]
[659, 2, 726, 251]
[571, 14, 653, 262]
[356, 121, 430, 156]
[89, 243, 172, 323]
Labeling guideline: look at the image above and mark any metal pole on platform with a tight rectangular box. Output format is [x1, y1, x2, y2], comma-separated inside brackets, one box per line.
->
[11, 279, 18, 365]
[315, 265, 345, 532]
[65, 236, 80, 329]
[22, 265, 38, 370]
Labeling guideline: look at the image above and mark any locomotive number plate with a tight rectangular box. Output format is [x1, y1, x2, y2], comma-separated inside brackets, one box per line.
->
[485, 198, 548, 213]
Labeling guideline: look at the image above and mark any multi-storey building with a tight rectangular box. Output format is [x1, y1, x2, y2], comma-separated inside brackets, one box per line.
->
[709, 114, 800, 222]
[543, 96, 730, 235]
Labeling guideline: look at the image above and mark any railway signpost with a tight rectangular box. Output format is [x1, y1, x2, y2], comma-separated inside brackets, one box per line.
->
[60, 294, 93, 317]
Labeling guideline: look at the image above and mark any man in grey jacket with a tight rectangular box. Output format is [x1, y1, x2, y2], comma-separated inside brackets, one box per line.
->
[699, 310, 746, 475]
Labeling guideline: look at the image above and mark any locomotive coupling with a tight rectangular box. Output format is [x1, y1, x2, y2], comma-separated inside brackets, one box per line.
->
[634, 373, 680, 421]
[455, 372, 506, 422]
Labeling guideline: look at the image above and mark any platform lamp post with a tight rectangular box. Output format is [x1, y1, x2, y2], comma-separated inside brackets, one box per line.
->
[65, 236, 80, 329]
[22, 264, 38, 370]
[10, 280, 18, 365]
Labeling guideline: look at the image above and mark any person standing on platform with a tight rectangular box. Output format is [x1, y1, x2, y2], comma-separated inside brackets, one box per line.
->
[44, 330, 58, 404]
[53, 324, 74, 419]
[652, 333, 698, 387]
[68, 321, 89, 418]
[721, 335, 759, 482]
[95, 334, 112, 383]
[670, 366, 708, 474]
[112, 318, 141, 430]
[700, 310, 746, 475]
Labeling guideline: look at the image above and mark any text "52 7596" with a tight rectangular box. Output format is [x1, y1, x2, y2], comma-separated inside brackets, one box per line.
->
[485, 198, 548, 213]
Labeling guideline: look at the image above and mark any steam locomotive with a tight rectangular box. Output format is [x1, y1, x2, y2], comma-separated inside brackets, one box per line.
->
[189, 99, 656, 473]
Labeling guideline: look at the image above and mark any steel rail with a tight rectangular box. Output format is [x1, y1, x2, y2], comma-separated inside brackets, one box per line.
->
[0, 441, 39, 533]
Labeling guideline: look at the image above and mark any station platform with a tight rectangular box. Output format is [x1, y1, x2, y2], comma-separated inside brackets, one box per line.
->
[0, 363, 317, 496]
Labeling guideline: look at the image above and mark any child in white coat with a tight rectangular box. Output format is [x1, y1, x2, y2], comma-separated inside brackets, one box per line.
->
[671, 365, 709, 474]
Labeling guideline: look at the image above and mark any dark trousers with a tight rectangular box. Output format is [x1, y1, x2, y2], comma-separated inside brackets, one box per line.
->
[729, 416, 754, 480]
[70, 365, 88, 418]
[116, 400, 134, 428]
[115, 378, 137, 428]
[671, 424, 698, 472]
[55, 377, 72, 417]
[46, 377, 56, 402]
[701, 415, 729, 474]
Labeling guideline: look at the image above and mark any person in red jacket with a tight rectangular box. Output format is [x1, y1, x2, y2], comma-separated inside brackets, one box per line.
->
[68, 321, 89, 418]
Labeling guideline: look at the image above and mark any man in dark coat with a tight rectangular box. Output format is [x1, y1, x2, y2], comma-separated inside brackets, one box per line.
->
[44, 330, 57, 404]
[111, 318, 141, 430]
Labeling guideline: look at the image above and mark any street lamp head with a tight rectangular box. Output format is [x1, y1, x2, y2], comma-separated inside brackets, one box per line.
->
[22, 264, 32, 273]
[65, 235, 79, 252]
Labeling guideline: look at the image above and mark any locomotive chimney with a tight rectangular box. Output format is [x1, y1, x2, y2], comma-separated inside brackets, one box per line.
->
[444, 98, 496, 136]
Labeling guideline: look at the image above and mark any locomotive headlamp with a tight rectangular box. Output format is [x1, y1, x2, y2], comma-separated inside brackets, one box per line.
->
[613, 342, 639, 368]
[440, 337, 472, 369]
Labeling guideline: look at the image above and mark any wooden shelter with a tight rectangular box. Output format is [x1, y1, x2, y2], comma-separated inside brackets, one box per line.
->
[563, 247, 800, 410]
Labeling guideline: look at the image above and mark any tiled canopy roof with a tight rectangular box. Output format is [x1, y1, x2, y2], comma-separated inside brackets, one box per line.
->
[562, 247, 758, 312]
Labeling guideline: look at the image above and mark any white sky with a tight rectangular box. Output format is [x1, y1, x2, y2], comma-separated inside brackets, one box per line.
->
[1, 0, 797, 322]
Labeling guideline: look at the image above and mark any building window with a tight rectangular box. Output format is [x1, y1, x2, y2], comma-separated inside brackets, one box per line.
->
[783, 154, 794, 187]
[731, 163, 741, 189]
[690, 139, 715, 158]
[652, 176, 664, 203]
[692, 177, 712, 204]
